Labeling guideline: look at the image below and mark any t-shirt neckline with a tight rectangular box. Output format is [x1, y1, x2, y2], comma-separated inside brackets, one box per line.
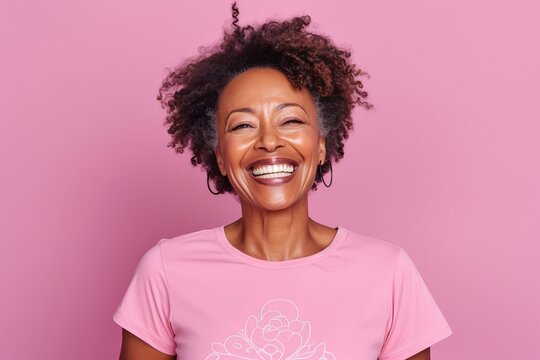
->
[215, 225, 347, 269]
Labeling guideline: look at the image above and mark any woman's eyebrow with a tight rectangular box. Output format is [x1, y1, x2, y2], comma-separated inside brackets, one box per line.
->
[276, 102, 307, 114]
[277, 103, 310, 121]
[225, 103, 308, 123]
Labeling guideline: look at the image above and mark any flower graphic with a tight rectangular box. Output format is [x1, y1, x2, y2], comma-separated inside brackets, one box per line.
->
[205, 298, 336, 360]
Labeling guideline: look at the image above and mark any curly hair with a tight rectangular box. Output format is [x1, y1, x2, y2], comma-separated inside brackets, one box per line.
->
[157, 2, 373, 194]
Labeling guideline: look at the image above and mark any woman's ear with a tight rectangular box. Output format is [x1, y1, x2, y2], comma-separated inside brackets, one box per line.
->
[318, 136, 327, 164]
[215, 146, 227, 176]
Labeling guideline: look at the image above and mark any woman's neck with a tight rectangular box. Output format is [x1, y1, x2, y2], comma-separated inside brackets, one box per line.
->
[224, 196, 334, 261]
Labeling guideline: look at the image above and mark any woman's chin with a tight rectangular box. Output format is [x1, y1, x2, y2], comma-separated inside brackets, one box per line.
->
[257, 201, 295, 212]
[240, 191, 308, 212]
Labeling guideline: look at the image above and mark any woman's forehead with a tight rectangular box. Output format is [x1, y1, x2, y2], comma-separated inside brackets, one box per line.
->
[217, 67, 315, 114]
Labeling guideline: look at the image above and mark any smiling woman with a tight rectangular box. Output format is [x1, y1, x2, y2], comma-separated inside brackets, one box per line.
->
[215, 67, 325, 211]
[112, 2, 452, 360]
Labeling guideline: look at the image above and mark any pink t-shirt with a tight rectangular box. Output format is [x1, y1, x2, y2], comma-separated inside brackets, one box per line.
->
[113, 226, 452, 359]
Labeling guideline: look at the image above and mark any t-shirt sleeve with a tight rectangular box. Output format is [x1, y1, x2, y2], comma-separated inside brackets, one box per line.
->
[112, 240, 176, 356]
[378, 247, 452, 360]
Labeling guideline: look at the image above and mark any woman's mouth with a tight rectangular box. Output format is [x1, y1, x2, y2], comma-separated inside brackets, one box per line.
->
[247, 158, 298, 185]
[251, 163, 296, 178]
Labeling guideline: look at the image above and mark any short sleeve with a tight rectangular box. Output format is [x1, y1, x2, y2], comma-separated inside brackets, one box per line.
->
[378, 247, 453, 360]
[112, 240, 176, 356]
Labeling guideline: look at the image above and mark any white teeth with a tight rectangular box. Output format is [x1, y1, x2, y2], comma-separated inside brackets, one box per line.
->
[257, 172, 293, 179]
[251, 164, 295, 176]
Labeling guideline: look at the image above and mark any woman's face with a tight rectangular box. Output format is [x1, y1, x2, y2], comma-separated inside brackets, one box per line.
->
[215, 67, 326, 211]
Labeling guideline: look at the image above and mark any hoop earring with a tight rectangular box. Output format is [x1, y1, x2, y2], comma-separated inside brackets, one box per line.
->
[317, 161, 333, 187]
[207, 172, 226, 195]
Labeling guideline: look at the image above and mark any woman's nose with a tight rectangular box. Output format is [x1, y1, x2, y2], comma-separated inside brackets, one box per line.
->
[254, 124, 284, 152]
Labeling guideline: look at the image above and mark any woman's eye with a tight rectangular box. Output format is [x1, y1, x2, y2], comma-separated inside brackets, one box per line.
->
[283, 118, 303, 125]
[230, 123, 252, 131]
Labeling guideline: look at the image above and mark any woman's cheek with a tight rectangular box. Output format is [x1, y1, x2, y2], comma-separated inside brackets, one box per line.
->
[284, 131, 319, 150]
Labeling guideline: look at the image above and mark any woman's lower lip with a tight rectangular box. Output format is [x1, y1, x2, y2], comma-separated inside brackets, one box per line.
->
[250, 172, 295, 185]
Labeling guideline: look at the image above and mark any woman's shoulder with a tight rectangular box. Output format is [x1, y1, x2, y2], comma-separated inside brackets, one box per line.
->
[338, 226, 404, 262]
[156, 225, 223, 256]
[160, 226, 219, 243]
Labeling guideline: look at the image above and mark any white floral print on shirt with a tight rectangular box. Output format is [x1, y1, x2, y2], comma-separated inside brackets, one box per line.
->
[205, 298, 336, 360]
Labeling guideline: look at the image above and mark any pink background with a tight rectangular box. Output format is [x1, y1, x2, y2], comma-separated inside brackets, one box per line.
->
[1, 0, 538, 358]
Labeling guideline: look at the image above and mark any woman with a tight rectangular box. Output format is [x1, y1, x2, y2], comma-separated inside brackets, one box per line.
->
[113, 3, 452, 360]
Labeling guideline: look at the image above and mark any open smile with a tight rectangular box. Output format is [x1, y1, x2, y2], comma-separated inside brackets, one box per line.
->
[247, 157, 298, 185]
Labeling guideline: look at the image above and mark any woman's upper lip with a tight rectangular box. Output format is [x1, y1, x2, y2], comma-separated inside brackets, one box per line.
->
[247, 157, 298, 170]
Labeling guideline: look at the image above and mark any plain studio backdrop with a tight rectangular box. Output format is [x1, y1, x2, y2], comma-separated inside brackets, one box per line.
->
[1, 0, 538, 358]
